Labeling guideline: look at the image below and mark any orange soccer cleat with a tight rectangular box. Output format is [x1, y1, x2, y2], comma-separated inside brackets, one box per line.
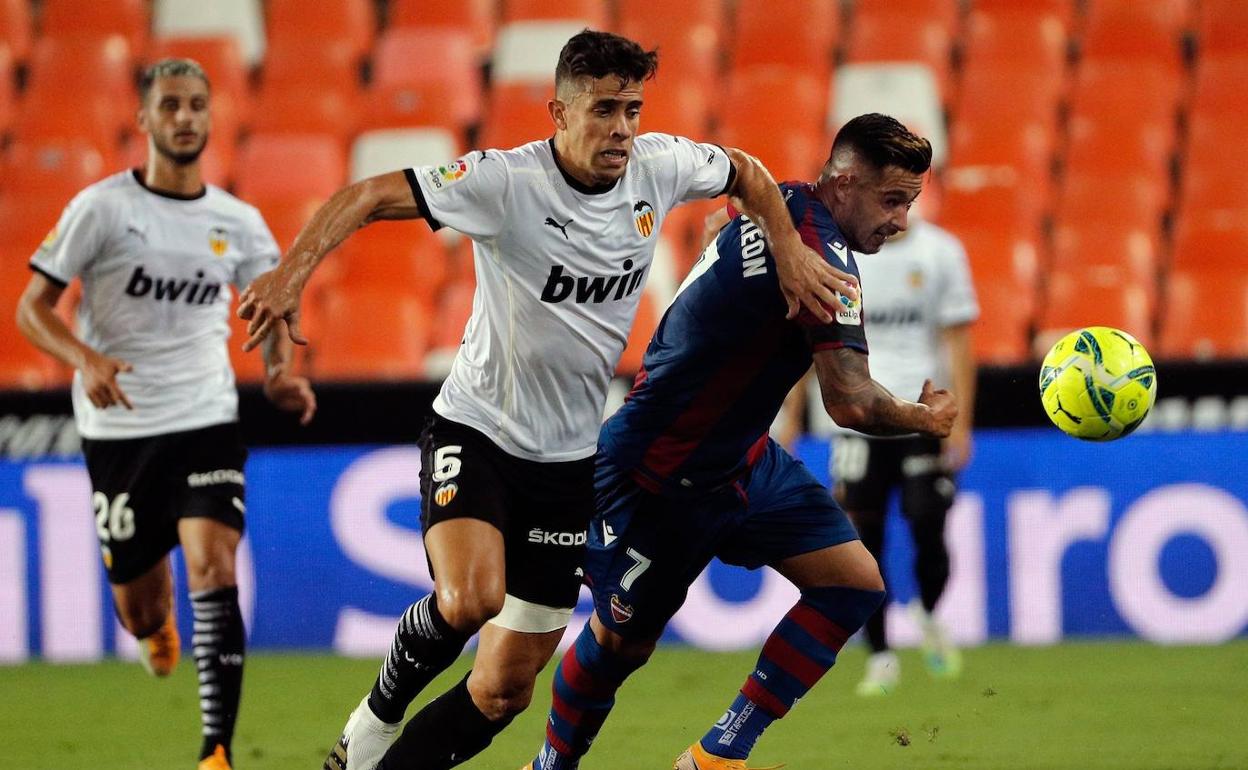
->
[197, 744, 232, 770]
[138, 613, 180, 677]
[672, 742, 784, 770]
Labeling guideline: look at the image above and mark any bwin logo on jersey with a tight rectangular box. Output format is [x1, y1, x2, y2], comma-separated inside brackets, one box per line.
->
[125, 266, 222, 305]
[540, 259, 646, 304]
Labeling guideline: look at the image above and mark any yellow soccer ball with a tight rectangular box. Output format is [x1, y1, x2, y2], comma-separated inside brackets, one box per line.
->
[1038, 327, 1158, 441]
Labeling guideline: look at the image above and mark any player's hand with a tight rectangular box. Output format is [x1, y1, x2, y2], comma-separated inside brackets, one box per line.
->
[263, 366, 317, 426]
[237, 267, 308, 352]
[942, 425, 973, 471]
[919, 379, 958, 438]
[81, 350, 134, 410]
[772, 238, 860, 323]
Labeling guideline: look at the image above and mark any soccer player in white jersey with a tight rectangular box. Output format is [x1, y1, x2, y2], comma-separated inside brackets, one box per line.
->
[15, 59, 316, 770]
[810, 206, 979, 694]
[238, 30, 858, 770]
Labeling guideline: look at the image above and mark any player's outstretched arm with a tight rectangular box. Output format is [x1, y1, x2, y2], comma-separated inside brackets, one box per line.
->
[16, 273, 133, 410]
[259, 330, 317, 425]
[237, 171, 423, 352]
[813, 347, 956, 437]
[722, 148, 859, 323]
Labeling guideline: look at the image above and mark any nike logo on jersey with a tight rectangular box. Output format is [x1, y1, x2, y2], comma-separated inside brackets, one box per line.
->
[540, 259, 646, 304]
[125, 266, 222, 305]
[544, 216, 572, 239]
[826, 241, 849, 267]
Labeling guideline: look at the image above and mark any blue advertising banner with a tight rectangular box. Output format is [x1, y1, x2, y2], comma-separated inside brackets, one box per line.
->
[1, 430, 1246, 662]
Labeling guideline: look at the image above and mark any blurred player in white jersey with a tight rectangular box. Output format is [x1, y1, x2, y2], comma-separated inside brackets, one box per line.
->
[812, 203, 978, 694]
[16, 59, 316, 770]
[239, 29, 858, 770]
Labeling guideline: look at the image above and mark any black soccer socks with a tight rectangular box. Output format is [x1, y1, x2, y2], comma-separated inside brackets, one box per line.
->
[367, 594, 470, 724]
[190, 586, 246, 762]
[378, 673, 513, 770]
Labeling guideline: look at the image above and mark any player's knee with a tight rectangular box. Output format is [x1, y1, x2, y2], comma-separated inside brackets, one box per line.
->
[594, 622, 656, 664]
[842, 553, 886, 593]
[116, 601, 167, 639]
[469, 672, 534, 721]
[437, 581, 505, 633]
[183, 555, 236, 591]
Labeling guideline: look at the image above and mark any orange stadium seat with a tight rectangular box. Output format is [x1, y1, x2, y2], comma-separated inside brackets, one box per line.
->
[845, 11, 953, 84]
[952, 67, 1064, 128]
[1197, 0, 1248, 57]
[0, 42, 13, 136]
[956, 227, 1043, 287]
[616, 293, 658, 376]
[855, 0, 958, 29]
[252, 196, 322, 252]
[941, 167, 1050, 237]
[1068, 61, 1182, 126]
[479, 82, 555, 150]
[234, 134, 346, 201]
[431, 278, 476, 352]
[1080, 0, 1187, 69]
[251, 89, 361, 143]
[616, 11, 722, 83]
[1171, 218, 1248, 272]
[350, 128, 461, 182]
[732, 0, 838, 76]
[1177, 163, 1248, 219]
[1184, 114, 1241, 175]
[949, 118, 1056, 178]
[719, 124, 826, 184]
[0, 194, 66, 265]
[266, 0, 374, 60]
[332, 221, 449, 308]
[389, 0, 497, 56]
[10, 87, 131, 161]
[24, 33, 135, 123]
[1035, 271, 1155, 356]
[634, 75, 715, 138]
[153, 0, 266, 67]
[306, 287, 431, 381]
[1050, 222, 1162, 282]
[974, 0, 1075, 25]
[961, 9, 1069, 73]
[1053, 171, 1169, 231]
[1063, 113, 1174, 178]
[1191, 55, 1248, 121]
[968, 274, 1035, 364]
[0, 259, 64, 390]
[722, 67, 828, 136]
[261, 38, 360, 95]
[1, 138, 110, 200]
[0, 0, 30, 63]
[40, 0, 149, 53]
[1158, 270, 1248, 359]
[366, 29, 482, 133]
[501, 0, 607, 28]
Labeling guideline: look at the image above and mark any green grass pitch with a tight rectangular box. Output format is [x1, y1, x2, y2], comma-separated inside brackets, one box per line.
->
[1, 641, 1244, 769]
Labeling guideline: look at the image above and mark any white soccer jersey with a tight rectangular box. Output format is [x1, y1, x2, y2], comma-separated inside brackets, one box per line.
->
[30, 170, 280, 440]
[408, 134, 734, 461]
[811, 219, 979, 436]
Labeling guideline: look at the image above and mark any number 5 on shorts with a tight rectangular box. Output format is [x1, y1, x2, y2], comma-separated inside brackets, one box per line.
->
[432, 445, 463, 483]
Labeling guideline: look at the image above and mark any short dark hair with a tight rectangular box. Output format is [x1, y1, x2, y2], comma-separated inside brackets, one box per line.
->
[139, 58, 210, 103]
[831, 113, 932, 174]
[555, 30, 659, 94]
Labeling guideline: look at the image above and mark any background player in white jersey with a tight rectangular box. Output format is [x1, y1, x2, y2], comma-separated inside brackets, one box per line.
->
[15, 59, 315, 770]
[238, 29, 858, 770]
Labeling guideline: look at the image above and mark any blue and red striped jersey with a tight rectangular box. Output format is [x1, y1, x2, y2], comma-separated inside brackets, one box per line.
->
[600, 183, 869, 495]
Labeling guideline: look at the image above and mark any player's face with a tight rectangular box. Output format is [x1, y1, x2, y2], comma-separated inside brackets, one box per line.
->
[139, 75, 211, 165]
[552, 76, 643, 185]
[842, 165, 923, 254]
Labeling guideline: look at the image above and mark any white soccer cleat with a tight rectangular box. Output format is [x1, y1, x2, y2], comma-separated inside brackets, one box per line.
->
[855, 650, 900, 696]
[323, 697, 400, 770]
[911, 603, 962, 680]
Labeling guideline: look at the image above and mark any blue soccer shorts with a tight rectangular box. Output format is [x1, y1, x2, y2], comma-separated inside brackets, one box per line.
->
[585, 439, 860, 640]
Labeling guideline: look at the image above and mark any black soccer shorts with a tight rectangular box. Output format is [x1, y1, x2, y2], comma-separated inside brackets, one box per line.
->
[418, 415, 594, 627]
[81, 422, 247, 584]
[830, 434, 956, 525]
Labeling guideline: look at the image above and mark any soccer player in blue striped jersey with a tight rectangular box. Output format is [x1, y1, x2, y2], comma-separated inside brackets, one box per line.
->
[522, 114, 958, 770]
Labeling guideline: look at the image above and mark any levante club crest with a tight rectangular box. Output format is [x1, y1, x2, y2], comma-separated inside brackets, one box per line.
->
[633, 200, 655, 238]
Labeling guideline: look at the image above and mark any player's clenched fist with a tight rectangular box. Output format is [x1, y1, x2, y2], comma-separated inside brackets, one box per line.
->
[81, 350, 134, 410]
[237, 267, 308, 352]
[918, 379, 958, 438]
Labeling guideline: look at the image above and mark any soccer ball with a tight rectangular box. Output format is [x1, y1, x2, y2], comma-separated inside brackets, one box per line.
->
[1038, 327, 1158, 441]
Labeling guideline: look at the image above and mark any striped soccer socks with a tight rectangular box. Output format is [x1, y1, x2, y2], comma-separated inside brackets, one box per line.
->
[191, 586, 246, 763]
[700, 586, 886, 760]
[531, 624, 648, 770]
[368, 594, 471, 724]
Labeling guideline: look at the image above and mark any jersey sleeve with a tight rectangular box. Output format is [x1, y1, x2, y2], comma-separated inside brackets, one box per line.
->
[28, 192, 108, 287]
[660, 134, 737, 207]
[935, 230, 980, 327]
[797, 296, 870, 354]
[405, 151, 510, 240]
[233, 208, 282, 289]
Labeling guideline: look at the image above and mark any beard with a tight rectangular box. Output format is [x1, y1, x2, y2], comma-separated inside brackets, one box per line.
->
[153, 132, 208, 166]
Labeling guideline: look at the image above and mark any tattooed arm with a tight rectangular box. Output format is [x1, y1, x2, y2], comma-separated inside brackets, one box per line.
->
[812, 347, 958, 437]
